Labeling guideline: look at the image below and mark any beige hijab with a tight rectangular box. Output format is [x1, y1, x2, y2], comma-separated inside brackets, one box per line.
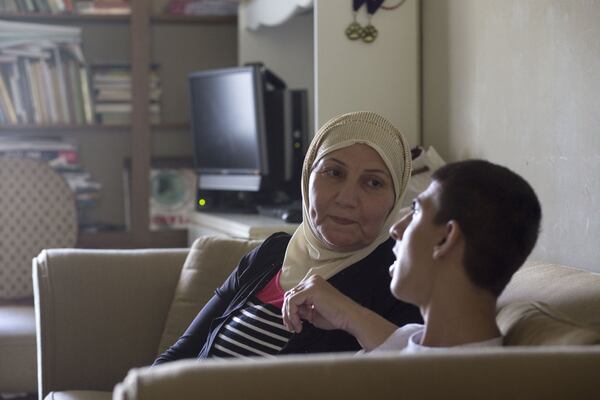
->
[279, 111, 412, 291]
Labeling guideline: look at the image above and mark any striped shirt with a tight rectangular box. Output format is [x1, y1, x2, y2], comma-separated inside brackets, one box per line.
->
[209, 298, 292, 359]
[209, 270, 292, 359]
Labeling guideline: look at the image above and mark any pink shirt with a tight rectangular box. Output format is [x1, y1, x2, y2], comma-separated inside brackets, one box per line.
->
[256, 269, 286, 308]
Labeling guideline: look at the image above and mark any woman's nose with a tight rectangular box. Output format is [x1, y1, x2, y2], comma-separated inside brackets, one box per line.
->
[389, 212, 412, 241]
[335, 181, 359, 207]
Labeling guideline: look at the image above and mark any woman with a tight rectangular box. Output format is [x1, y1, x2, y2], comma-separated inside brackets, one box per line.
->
[154, 111, 421, 363]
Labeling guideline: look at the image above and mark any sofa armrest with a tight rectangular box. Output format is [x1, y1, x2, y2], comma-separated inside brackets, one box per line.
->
[114, 347, 600, 400]
[33, 248, 188, 398]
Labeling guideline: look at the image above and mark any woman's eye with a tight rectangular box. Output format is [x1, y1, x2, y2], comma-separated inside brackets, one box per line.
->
[367, 178, 384, 188]
[323, 168, 342, 177]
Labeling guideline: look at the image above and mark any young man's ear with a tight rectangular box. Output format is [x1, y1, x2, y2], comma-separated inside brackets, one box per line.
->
[433, 220, 462, 259]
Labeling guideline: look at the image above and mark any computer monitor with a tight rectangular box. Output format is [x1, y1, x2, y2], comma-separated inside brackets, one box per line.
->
[189, 65, 268, 192]
[188, 64, 307, 212]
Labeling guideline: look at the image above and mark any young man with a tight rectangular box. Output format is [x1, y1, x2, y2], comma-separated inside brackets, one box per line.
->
[282, 159, 542, 353]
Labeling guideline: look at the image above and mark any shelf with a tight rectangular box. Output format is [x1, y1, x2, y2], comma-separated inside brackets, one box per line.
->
[0, 12, 131, 23]
[0, 124, 131, 134]
[1, 0, 237, 250]
[150, 14, 236, 25]
[78, 229, 188, 249]
[153, 123, 190, 131]
[0, 13, 236, 25]
[0, 123, 190, 133]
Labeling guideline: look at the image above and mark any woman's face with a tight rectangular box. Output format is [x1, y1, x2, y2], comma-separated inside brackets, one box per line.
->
[308, 144, 395, 252]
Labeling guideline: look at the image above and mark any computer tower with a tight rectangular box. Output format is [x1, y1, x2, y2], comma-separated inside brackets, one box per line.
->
[283, 89, 308, 198]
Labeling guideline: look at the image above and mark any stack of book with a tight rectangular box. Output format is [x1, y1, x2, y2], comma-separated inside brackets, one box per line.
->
[0, 0, 130, 15]
[92, 62, 161, 125]
[75, 0, 130, 15]
[0, 19, 93, 125]
[0, 136, 102, 227]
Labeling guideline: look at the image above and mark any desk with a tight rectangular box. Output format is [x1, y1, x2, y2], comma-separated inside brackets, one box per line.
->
[187, 212, 300, 245]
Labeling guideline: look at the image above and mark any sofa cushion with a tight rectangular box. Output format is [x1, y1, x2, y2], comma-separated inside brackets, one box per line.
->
[498, 301, 600, 346]
[499, 261, 600, 329]
[156, 236, 261, 355]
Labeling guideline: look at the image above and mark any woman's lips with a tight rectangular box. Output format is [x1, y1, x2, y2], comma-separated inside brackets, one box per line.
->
[329, 215, 355, 225]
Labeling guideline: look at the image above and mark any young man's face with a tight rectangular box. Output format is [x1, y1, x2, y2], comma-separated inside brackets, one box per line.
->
[388, 181, 444, 306]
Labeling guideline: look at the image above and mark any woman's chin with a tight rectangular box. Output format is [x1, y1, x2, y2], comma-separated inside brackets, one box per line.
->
[319, 232, 368, 252]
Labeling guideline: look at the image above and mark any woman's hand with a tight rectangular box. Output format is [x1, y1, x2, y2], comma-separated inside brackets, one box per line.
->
[282, 275, 359, 334]
[282, 275, 400, 352]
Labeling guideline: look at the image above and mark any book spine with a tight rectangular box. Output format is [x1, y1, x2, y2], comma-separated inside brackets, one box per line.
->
[40, 56, 60, 123]
[79, 65, 93, 124]
[0, 67, 19, 123]
[16, 57, 34, 123]
[6, 61, 27, 123]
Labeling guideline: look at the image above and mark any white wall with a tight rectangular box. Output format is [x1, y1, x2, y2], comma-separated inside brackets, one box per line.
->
[423, 0, 600, 271]
[238, 9, 315, 135]
[315, 0, 420, 145]
[239, 0, 420, 146]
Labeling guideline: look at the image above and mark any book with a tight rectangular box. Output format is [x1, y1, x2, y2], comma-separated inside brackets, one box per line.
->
[90, 62, 161, 125]
[2, 56, 27, 123]
[0, 20, 89, 126]
[0, 71, 18, 123]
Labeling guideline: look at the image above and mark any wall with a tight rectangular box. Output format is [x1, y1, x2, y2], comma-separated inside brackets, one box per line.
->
[238, 10, 315, 135]
[315, 0, 420, 145]
[423, 0, 600, 271]
[239, 0, 420, 146]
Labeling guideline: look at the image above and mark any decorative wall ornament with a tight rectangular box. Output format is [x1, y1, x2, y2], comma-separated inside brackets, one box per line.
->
[241, 0, 313, 30]
[346, 0, 407, 44]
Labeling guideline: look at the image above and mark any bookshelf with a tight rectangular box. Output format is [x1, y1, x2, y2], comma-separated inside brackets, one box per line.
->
[0, 0, 238, 248]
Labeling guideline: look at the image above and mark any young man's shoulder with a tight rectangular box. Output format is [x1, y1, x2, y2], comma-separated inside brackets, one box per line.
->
[370, 323, 424, 353]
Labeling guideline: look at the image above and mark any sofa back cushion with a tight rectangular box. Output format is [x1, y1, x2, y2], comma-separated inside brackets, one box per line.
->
[498, 301, 600, 346]
[157, 236, 261, 355]
[499, 261, 600, 330]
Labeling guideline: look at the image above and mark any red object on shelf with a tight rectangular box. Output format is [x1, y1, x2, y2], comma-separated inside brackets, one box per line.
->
[166, 0, 191, 15]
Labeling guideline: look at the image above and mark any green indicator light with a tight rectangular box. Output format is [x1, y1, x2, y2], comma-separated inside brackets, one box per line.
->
[294, 142, 301, 149]
[198, 198, 206, 206]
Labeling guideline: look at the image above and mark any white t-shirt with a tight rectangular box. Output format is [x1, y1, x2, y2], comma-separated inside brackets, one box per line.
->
[371, 323, 503, 354]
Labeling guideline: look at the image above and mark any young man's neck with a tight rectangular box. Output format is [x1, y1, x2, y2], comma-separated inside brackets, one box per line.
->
[419, 287, 500, 348]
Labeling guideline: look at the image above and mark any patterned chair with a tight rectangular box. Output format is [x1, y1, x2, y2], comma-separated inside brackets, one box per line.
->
[0, 156, 77, 396]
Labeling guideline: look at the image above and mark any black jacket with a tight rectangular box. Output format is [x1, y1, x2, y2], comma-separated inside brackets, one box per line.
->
[154, 232, 421, 364]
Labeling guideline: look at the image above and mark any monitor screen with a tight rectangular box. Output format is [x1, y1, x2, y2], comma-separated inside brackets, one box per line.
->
[189, 66, 266, 176]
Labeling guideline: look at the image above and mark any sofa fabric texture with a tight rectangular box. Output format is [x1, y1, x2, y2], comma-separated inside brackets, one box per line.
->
[34, 248, 189, 398]
[34, 237, 600, 400]
[498, 261, 600, 329]
[498, 301, 600, 345]
[113, 349, 600, 400]
[156, 235, 261, 355]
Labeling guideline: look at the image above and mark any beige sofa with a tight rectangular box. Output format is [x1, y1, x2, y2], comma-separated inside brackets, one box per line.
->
[33, 236, 600, 400]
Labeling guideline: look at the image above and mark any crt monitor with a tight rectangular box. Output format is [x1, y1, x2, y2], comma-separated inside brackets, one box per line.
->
[189, 65, 269, 193]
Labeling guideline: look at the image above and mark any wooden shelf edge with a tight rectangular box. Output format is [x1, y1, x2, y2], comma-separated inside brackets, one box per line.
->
[145, 230, 189, 248]
[0, 124, 131, 133]
[0, 12, 236, 25]
[153, 123, 190, 131]
[0, 12, 131, 23]
[77, 231, 134, 249]
[78, 229, 187, 249]
[0, 123, 190, 133]
[151, 14, 237, 24]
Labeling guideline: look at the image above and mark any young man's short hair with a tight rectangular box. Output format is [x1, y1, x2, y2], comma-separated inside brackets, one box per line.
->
[431, 160, 542, 296]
